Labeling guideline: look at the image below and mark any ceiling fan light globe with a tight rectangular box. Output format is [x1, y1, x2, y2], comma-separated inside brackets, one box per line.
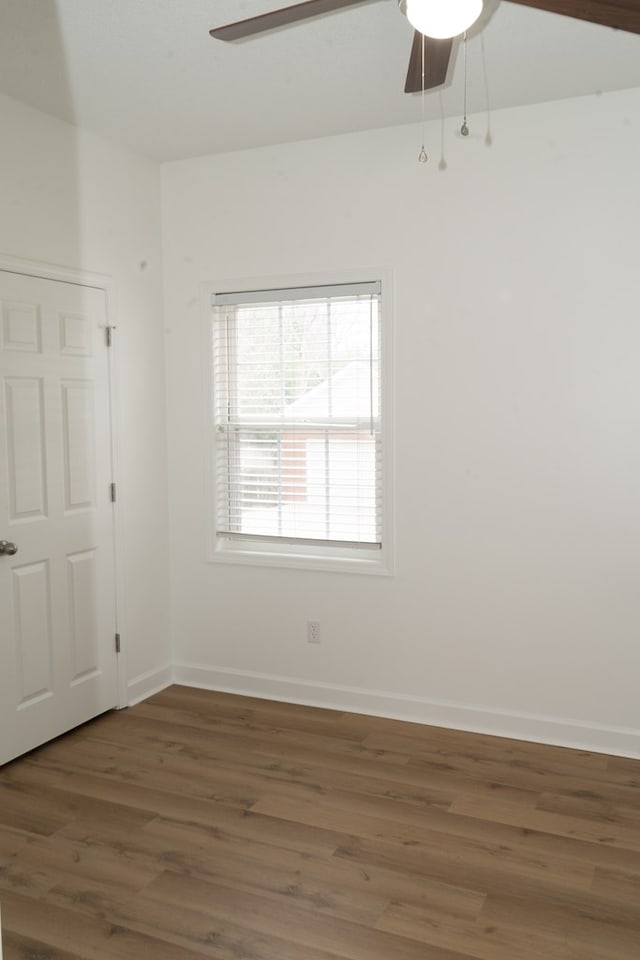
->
[404, 0, 483, 39]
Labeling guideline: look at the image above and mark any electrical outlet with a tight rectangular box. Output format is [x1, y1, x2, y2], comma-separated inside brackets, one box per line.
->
[307, 620, 320, 644]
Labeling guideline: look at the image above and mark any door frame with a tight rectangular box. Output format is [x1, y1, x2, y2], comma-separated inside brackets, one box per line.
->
[0, 253, 127, 709]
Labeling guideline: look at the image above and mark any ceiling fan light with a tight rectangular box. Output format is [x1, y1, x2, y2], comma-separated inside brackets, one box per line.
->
[404, 0, 483, 39]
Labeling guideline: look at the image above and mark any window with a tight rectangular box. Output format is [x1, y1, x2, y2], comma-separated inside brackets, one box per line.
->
[210, 279, 391, 573]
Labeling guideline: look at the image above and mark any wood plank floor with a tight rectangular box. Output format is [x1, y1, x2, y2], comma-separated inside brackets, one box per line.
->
[1, 685, 639, 959]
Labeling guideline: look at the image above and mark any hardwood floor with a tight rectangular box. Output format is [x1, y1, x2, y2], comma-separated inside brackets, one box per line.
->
[1, 685, 639, 959]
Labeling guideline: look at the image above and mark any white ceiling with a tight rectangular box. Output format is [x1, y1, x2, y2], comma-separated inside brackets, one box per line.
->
[0, 0, 638, 161]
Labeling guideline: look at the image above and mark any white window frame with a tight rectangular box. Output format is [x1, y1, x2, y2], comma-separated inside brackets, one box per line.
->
[204, 269, 394, 576]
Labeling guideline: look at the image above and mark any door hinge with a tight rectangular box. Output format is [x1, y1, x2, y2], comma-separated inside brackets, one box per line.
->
[105, 325, 115, 347]
[110, 482, 117, 503]
[115, 633, 121, 654]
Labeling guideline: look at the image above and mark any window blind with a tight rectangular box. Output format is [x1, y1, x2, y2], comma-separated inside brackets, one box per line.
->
[212, 282, 382, 548]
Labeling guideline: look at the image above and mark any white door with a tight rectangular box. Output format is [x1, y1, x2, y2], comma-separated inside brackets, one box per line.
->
[0, 270, 118, 765]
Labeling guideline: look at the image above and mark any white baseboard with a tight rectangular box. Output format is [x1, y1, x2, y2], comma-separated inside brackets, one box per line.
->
[172, 661, 640, 760]
[127, 663, 173, 706]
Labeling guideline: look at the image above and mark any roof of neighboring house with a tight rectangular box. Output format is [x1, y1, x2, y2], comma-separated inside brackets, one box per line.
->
[285, 360, 379, 421]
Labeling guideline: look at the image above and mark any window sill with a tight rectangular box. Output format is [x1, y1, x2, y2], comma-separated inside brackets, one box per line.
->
[209, 536, 393, 576]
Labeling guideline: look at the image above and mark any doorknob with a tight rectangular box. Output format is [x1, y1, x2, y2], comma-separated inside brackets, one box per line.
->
[0, 540, 18, 556]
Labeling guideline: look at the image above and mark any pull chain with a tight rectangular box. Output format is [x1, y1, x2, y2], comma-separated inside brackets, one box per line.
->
[481, 32, 492, 146]
[418, 33, 428, 162]
[460, 32, 469, 137]
[438, 92, 447, 170]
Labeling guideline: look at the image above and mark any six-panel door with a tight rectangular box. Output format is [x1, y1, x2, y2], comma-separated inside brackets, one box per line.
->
[0, 270, 118, 765]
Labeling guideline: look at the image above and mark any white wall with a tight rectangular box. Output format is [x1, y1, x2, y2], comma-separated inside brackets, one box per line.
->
[0, 92, 172, 699]
[162, 87, 640, 757]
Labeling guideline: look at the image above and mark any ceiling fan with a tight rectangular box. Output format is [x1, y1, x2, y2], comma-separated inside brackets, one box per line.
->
[210, 0, 640, 94]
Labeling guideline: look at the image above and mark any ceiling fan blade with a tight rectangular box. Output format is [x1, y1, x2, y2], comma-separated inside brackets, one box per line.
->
[210, 0, 370, 41]
[507, 0, 640, 33]
[404, 32, 453, 93]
